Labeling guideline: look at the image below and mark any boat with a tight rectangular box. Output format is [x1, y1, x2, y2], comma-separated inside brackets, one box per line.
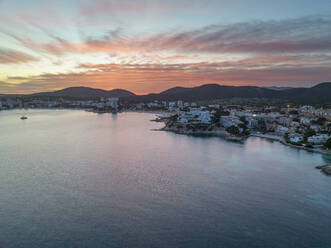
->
[20, 116, 28, 120]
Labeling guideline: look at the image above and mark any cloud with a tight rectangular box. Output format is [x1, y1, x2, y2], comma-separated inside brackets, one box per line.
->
[3, 14, 331, 60]
[0, 48, 39, 64]
[79, 0, 189, 18]
[1, 56, 330, 94]
[137, 15, 331, 54]
[7, 15, 331, 58]
[1, 12, 331, 94]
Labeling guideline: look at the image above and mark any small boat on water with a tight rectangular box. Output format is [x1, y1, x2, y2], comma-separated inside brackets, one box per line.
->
[20, 116, 28, 120]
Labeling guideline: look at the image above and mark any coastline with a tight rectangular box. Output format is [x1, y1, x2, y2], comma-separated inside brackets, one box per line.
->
[155, 116, 331, 156]
[157, 126, 247, 142]
[251, 133, 331, 156]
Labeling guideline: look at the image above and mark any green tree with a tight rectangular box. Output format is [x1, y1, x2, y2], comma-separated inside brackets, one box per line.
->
[314, 117, 326, 126]
[212, 109, 222, 124]
[169, 114, 178, 122]
[226, 125, 240, 135]
[258, 119, 267, 133]
[289, 110, 298, 115]
[284, 133, 289, 142]
[303, 127, 316, 142]
[239, 116, 248, 125]
[324, 138, 331, 149]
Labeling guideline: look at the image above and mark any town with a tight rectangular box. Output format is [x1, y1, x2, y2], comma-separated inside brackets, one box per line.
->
[1, 96, 331, 152]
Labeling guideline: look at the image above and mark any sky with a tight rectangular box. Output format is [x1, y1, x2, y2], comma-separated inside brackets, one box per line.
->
[0, 0, 331, 94]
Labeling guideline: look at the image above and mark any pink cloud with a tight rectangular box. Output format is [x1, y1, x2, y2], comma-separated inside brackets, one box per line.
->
[79, 0, 189, 17]
[0, 48, 39, 64]
[2, 59, 330, 94]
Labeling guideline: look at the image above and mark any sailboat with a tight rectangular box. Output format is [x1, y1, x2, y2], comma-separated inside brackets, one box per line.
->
[20, 109, 28, 120]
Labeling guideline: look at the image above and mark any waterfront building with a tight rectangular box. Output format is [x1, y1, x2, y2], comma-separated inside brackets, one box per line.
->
[178, 109, 211, 124]
[289, 133, 303, 143]
[275, 126, 289, 136]
[108, 97, 119, 110]
[246, 117, 259, 129]
[308, 134, 330, 145]
[220, 116, 242, 128]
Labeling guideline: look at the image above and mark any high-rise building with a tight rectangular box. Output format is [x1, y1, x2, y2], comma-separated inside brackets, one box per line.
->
[108, 97, 119, 110]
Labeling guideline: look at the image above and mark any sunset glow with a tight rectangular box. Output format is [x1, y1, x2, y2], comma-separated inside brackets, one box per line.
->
[1, 0, 331, 94]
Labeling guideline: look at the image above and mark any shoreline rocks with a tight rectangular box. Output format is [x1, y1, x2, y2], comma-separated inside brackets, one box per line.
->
[161, 126, 247, 142]
[315, 165, 331, 176]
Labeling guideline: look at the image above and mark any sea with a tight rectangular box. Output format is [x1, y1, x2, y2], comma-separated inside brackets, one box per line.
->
[0, 109, 330, 248]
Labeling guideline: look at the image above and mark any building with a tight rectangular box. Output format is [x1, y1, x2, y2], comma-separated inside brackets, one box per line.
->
[220, 116, 242, 128]
[168, 102, 176, 109]
[246, 117, 259, 129]
[308, 134, 330, 145]
[275, 126, 289, 136]
[300, 117, 311, 125]
[177, 100, 183, 108]
[200, 111, 211, 124]
[178, 109, 211, 124]
[107, 97, 119, 110]
[288, 133, 303, 143]
[278, 117, 291, 127]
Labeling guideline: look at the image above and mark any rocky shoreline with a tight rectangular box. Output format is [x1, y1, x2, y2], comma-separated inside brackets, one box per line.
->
[315, 165, 331, 176]
[159, 126, 248, 142]
[159, 123, 331, 155]
[151, 114, 331, 157]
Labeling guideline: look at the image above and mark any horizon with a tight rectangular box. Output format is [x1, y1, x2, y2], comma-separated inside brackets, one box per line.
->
[1, 0, 331, 94]
[1, 82, 329, 96]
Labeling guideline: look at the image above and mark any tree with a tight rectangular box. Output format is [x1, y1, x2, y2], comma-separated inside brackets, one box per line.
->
[284, 133, 289, 142]
[238, 116, 250, 135]
[220, 111, 230, 116]
[258, 119, 267, 133]
[226, 125, 240, 135]
[324, 138, 331, 149]
[169, 114, 178, 121]
[289, 110, 298, 115]
[239, 116, 248, 125]
[314, 117, 326, 126]
[303, 127, 316, 142]
[328, 123, 331, 134]
[212, 109, 222, 124]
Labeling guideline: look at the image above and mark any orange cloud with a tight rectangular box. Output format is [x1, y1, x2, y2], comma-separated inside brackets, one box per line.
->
[0, 48, 39, 64]
[1, 59, 331, 94]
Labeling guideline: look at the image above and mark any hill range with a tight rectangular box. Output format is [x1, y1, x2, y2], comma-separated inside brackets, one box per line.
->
[2, 82, 331, 104]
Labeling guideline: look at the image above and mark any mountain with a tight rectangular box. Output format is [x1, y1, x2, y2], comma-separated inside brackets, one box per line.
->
[129, 84, 282, 102]
[276, 82, 331, 103]
[5, 82, 331, 103]
[30, 87, 135, 99]
[130, 82, 331, 103]
[135, 84, 277, 101]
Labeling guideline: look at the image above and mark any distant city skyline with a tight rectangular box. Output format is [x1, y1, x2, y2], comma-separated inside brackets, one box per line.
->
[1, 0, 331, 94]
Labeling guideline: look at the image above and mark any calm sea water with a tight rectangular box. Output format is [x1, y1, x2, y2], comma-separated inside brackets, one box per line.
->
[0, 109, 331, 248]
